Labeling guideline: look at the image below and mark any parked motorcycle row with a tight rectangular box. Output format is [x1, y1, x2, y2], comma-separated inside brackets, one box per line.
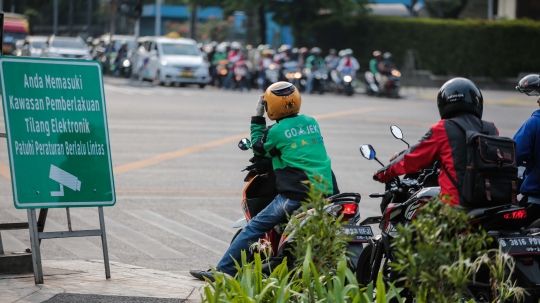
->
[232, 125, 540, 302]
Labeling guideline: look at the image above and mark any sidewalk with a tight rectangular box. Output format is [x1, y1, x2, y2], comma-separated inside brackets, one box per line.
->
[0, 260, 204, 303]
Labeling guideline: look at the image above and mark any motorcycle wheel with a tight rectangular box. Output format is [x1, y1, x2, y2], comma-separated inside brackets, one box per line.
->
[345, 86, 354, 97]
[356, 244, 375, 286]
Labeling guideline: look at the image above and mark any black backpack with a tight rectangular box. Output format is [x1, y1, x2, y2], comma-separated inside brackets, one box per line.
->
[443, 119, 519, 208]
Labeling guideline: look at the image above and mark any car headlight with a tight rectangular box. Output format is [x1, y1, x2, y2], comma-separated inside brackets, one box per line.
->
[122, 59, 131, 67]
[343, 75, 353, 83]
[49, 52, 62, 58]
[161, 60, 168, 66]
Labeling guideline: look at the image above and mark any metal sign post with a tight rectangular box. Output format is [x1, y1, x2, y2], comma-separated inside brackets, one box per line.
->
[0, 57, 115, 284]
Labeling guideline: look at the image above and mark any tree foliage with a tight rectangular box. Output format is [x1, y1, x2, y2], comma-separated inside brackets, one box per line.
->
[184, 0, 369, 45]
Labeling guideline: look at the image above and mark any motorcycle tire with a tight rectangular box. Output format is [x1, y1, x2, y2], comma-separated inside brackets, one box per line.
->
[356, 244, 375, 286]
[345, 86, 354, 97]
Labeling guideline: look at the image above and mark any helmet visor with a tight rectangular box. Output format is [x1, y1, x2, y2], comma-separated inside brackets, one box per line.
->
[517, 85, 540, 96]
[271, 84, 296, 97]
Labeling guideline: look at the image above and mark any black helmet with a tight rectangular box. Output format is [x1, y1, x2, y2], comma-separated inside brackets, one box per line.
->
[516, 74, 540, 96]
[437, 78, 483, 119]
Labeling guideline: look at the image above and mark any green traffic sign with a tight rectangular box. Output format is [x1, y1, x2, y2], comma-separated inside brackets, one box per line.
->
[0, 57, 115, 209]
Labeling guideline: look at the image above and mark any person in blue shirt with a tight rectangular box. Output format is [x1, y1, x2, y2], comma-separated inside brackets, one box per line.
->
[514, 74, 540, 224]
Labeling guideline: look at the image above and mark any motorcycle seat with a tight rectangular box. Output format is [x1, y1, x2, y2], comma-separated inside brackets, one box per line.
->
[326, 192, 361, 204]
[465, 204, 515, 219]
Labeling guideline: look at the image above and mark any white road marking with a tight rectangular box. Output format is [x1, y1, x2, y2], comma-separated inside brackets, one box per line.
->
[73, 209, 186, 260]
[6, 210, 119, 261]
[125, 210, 229, 255]
[0, 231, 28, 252]
[181, 210, 237, 233]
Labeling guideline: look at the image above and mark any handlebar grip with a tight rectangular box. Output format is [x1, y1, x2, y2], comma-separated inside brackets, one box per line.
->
[369, 193, 386, 198]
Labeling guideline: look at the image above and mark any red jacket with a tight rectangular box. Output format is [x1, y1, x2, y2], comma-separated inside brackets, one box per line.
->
[375, 114, 498, 206]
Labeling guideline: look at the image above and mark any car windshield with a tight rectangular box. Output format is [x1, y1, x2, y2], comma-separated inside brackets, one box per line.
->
[161, 43, 199, 56]
[31, 41, 45, 48]
[51, 39, 86, 49]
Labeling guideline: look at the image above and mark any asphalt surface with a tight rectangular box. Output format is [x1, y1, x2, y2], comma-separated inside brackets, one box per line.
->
[43, 294, 185, 303]
[0, 77, 536, 278]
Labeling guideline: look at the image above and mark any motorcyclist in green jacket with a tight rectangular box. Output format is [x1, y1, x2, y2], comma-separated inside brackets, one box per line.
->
[190, 81, 339, 281]
[306, 47, 326, 94]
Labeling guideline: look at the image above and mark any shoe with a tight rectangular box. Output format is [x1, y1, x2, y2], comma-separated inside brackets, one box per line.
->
[189, 269, 215, 282]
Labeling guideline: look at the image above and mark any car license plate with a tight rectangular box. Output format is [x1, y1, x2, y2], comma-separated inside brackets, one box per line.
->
[499, 237, 540, 254]
[340, 225, 373, 243]
[181, 71, 194, 78]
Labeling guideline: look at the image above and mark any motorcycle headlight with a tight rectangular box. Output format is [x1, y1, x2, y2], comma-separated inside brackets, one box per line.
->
[49, 52, 63, 58]
[391, 70, 401, 77]
[294, 72, 302, 79]
[122, 59, 131, 67]
[343, 75, 353, 83]
[269, 63, 276, 70]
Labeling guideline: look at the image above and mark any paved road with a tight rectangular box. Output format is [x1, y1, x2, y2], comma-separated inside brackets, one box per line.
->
[0, 78, 536, 277]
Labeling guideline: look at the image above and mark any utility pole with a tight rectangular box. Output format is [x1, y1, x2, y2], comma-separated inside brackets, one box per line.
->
[68, 0, 74, 36]
[110, 0, 118, 35]
[87, 0, 93, 37]
[53, 0, 58, 35]
[189, 4, 198, 40]
[488, 0, 494, 20]
[155, 0, 162, 36]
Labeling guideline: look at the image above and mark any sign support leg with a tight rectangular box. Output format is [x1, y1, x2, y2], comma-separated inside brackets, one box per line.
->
[98, 207, 110, 279]
[27, 209, 43, 284]
[0, 232, 4, 255]
[37, 208, 48, 245]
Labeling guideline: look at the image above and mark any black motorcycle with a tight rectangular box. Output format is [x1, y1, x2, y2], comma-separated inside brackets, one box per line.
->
[357, 125, 540, 302]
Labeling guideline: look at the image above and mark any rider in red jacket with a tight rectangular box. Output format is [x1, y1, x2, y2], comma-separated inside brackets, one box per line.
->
[373, 78, 499, 207]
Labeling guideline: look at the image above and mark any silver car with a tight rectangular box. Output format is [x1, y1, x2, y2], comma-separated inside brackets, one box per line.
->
[21, 36, 48, 57]
[41, 36, 92, 60]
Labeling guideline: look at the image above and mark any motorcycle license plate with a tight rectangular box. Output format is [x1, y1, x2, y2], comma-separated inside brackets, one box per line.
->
[340, 225, 373, 243]
[499, 237, 540, 254]
[181, 71, 194, 78]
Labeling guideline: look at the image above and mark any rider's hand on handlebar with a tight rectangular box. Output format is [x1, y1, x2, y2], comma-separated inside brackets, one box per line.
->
[255, 95, 266, 117]
[389, 149, 406, 162]
[373, 171, 380, 181]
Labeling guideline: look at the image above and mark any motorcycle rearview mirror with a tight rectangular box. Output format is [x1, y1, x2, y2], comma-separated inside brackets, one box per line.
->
[360, 144, 385, 167]
[238, 138, 252, 151]
[390, 125, 410, 148]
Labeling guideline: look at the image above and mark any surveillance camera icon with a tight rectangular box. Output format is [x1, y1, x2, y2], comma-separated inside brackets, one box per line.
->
[49, 164, 81, 197]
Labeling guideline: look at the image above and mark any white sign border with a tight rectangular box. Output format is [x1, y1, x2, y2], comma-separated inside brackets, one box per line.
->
[0, 57, 116, 209]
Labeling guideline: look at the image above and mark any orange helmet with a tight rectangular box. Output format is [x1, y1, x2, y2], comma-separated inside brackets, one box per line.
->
[264, 82, 302, 120]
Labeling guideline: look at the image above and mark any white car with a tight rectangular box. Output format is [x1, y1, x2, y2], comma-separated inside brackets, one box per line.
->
[21, 36, 48, 57]
[41, 36, 92, 60]
[133, 37, 209, 88]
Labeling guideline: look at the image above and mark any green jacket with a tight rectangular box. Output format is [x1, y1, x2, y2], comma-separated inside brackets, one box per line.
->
[369, 59, 379, 75]
[251, 114, 339, 201]
[306, 55, 326, 70]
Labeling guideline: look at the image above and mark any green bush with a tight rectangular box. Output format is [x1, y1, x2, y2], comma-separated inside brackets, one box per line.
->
[200, 247, 404, 303]
[391, 200, 525, 302]
[310, 16, 540, 78]
[289, 182, 350, 274]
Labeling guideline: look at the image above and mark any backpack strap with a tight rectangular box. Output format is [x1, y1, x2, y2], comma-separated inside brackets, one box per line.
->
[441, 164, 465, 203]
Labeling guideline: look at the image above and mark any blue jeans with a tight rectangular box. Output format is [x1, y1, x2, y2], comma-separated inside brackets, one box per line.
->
[216, 194, 301, 276]
[529, 196, 540, 205]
